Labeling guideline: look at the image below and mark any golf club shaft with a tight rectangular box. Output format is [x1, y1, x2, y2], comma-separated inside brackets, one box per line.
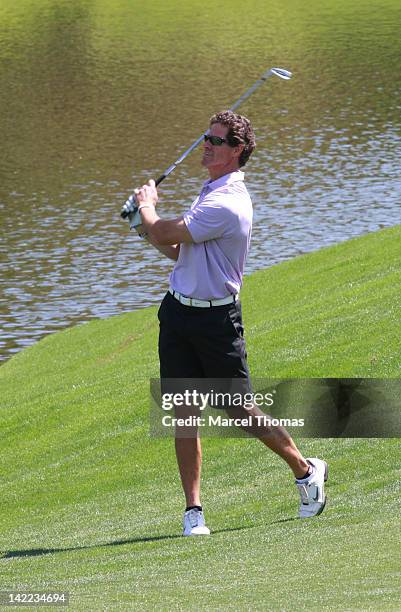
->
[121, 67, 292, 218]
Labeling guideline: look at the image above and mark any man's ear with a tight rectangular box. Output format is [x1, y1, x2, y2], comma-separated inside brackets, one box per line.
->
[233, 143, 245, 160]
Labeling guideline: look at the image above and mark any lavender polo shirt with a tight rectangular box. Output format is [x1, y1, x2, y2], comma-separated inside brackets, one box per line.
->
[169, 170, 253, 300]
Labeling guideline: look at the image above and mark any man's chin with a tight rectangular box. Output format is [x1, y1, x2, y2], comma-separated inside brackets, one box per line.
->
[201, 157, 210, 167]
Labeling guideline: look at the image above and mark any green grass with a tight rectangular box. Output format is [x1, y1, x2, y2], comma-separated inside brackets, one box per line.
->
[1, 226, 400, 611]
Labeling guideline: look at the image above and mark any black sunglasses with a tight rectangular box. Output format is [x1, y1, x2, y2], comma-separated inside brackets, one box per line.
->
[203, 134, 228, 146]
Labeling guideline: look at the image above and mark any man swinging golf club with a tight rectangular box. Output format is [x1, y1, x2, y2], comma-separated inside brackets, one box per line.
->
[133, 110, 328, 536]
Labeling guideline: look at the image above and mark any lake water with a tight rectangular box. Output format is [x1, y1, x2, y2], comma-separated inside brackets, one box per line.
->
[1, 0, 400, 362]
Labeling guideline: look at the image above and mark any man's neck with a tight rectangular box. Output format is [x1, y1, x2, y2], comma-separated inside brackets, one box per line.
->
[207, 165, 240, 182]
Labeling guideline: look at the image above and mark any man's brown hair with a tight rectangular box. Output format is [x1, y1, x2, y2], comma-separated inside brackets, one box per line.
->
[209, 110, 256, 167]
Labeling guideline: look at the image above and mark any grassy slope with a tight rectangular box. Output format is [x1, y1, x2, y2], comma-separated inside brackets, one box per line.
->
[0, 226, 400, 611]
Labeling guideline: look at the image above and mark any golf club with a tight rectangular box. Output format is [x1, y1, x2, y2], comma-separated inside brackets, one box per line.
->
[121, 67, 292, 220]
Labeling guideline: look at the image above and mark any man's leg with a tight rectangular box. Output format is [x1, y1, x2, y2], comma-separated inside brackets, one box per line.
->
[174, 408, 210, 535]
[225, 403, 328, 517]
[258, 425, 310, 479]
[174, 404, 203, 507]
[158, 293, 204, 504]
[225, 404, 308, 477]
[175, 436, 202, 507]
[257, 426, 328, 518]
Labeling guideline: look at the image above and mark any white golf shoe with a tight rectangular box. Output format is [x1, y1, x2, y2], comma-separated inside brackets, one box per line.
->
[296, 458, 328, 518]
[183, 508, 210, 536]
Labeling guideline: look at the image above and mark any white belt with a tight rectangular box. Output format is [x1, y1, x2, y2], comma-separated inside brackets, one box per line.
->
[169, 288, 238, 308]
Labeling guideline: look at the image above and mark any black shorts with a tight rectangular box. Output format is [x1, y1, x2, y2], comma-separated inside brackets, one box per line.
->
[158, 291, 251, 387]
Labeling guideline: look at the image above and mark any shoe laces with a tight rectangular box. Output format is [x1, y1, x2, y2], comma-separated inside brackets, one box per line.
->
[297, 483, 310, 504]
[188, 509, 201, 528]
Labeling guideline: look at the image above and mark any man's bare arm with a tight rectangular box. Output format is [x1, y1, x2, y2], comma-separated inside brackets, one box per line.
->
[145, 237, 180, 261]
[133, 179, 194, 247]
[140, 210, 193, 245]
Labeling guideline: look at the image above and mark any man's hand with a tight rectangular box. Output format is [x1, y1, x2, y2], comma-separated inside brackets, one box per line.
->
[130, 178, 192, 247]
[134, 179, 158, 209]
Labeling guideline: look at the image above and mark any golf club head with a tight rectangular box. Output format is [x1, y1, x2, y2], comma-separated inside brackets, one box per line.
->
[271, 68, 292, 80]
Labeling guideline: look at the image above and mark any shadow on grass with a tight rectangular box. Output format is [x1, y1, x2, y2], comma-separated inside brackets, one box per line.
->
[0, 526, 252, 559]
[270, 517, 299, 525]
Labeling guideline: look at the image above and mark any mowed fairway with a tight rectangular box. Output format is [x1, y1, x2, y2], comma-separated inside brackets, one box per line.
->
[1, 226, 400, 610]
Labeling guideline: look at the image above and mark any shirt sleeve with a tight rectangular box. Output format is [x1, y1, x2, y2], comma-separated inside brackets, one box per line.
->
[183, 195, 233, 243]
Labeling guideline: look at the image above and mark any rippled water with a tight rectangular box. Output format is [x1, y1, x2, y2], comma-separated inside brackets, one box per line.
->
[1, 0, 400, 361]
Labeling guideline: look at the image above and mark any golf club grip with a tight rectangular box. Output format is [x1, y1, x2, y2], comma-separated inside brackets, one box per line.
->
[120, 173, 167, 218]
[121, 207, 132, 219]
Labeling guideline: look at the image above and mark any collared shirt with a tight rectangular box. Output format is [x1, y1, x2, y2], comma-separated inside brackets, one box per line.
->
[169, 170, 253, 300]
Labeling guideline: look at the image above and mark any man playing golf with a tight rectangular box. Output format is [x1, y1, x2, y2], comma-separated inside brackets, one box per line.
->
[133, 111, 328, 535]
